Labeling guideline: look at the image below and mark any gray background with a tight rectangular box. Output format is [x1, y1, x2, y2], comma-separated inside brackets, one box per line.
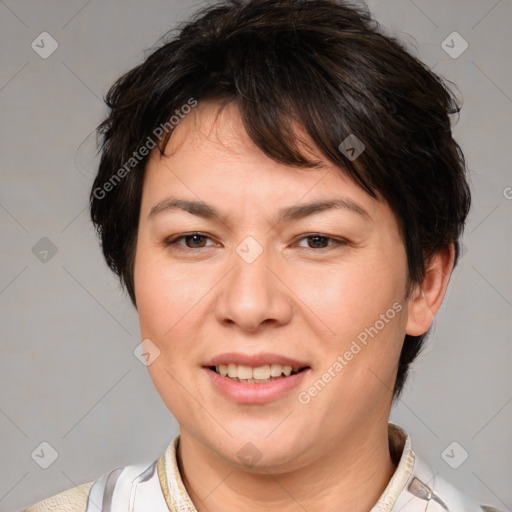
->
[1, 1, 511, 511]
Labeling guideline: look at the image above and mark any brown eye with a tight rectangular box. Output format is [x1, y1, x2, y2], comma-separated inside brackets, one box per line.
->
[183, 234, 208, 248]
[306, 235, 330, 248]
[295, 234, 348, 251]
[165, 233, 215, 249]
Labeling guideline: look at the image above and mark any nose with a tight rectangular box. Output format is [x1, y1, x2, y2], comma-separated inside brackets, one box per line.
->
[214, 244, 294, 332]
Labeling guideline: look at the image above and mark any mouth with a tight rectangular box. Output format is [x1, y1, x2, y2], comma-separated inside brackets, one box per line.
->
[207, 363, 310, 384]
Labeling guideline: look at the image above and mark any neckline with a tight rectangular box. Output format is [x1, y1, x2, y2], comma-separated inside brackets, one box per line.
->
[157, 423, 415, 512]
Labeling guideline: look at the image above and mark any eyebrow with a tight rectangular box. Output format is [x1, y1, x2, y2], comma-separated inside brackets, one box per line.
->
[148, 197, 371, 223]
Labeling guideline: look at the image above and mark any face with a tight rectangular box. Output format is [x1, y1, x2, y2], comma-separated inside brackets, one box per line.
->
[134, 100, 411, 471]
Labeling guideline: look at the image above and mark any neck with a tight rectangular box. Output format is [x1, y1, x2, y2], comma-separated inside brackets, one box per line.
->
[176, 422, 397, 512]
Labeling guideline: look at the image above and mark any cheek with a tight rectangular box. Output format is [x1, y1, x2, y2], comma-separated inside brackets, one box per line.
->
[290, 251, 407, 403]
[292, 260, 402, 342]
[134, 242, 206, 339]
[134, 246, 202, 412]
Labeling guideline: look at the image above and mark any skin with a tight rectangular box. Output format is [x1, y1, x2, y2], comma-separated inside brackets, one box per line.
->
[134, 100, 454, 512]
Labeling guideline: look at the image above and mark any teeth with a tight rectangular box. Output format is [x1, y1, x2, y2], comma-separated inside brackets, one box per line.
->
[253, 364, 270, 379]
[270, 364, 283, 377]
[214, 363, 301, 380]
[227, 363, 237, 378]
[237, 364, 253, 379]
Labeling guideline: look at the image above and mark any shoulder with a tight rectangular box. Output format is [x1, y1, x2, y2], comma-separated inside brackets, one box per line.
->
[22, 456, 168, 512]
[22, 481, 93, 512]
[386, 425, 503, 512]
[395, 453, 504, 512]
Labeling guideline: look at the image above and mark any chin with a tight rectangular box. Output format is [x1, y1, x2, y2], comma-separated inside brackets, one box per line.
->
[213, 426, 311, 472]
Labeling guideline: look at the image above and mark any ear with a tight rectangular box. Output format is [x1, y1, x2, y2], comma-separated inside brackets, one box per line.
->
[405, 243, 456, 336]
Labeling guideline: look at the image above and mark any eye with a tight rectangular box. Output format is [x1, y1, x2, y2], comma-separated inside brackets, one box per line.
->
[164, 233, 346, 251]
[165, 233, 217, 249]
[295, 234, 347, 250]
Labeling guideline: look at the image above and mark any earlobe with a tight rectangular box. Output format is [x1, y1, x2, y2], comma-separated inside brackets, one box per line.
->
[405, 244, 456, 337]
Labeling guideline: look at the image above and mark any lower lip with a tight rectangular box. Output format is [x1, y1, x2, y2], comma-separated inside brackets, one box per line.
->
[203, 367, 310, 404]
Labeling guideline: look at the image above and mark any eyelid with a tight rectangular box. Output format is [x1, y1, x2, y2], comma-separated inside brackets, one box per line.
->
[164, 232, 220, 248]
[293, 233, 348, 249]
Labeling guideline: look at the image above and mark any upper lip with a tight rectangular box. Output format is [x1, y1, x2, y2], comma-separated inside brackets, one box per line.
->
[203, 352, 310, 368]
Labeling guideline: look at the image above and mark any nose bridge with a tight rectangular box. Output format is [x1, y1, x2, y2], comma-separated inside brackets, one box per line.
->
[214, 236, 293, 331]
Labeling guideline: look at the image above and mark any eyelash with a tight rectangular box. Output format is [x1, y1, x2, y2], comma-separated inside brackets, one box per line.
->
[164, 233, 348, 251]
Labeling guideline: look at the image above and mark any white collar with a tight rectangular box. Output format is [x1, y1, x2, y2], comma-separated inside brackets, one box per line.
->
[85, 423, 496, 511]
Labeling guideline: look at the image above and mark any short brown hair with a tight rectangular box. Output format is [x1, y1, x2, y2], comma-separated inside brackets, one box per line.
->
[90, 0, 471, 400]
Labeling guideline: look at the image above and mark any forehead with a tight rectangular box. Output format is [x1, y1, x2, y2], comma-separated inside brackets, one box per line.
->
[142, 100, 385, 222]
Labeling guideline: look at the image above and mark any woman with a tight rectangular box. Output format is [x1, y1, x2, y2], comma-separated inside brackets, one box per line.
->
[24, 0, 502, 510]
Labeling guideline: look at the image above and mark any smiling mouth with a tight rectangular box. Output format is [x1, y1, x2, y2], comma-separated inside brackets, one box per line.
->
[208, 363, 309, 383]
